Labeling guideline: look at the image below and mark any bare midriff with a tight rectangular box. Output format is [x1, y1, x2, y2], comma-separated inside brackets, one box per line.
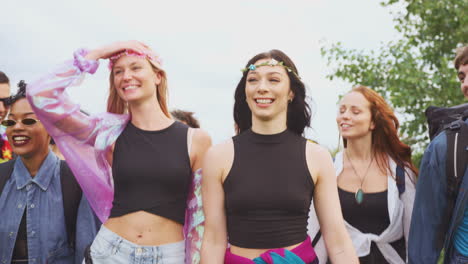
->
[229, 241, 303, 259]
[104, 210, 184, 246]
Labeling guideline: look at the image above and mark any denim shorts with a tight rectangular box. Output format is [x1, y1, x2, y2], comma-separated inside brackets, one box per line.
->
[450, 248, 468, 264]
[85, 225, 185, 264]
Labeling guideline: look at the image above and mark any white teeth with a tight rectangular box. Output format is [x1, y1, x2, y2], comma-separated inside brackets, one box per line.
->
[256, 99, 273, 104]
[124, 85, 138, 90]
[13, 136, 30, 145]
[341, 124, 350, 128]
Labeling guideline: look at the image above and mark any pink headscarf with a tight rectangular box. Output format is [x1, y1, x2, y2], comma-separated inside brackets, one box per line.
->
[108, 49, 163, 70]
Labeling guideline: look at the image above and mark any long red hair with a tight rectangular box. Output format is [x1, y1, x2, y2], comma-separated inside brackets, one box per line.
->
[343, 85, 418, 178]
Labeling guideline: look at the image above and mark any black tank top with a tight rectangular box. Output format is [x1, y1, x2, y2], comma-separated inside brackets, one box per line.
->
[109, 121, 192, 224]
[12, 211, 28, 262]
[338, 187, 406, 263]
[224, 129, 314, 249]
[338, 187, 390, 235]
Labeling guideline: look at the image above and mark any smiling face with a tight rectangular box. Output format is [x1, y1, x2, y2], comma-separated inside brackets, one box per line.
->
[112, 55, 162, 104]
[245, 58, 294, 123]
[336, 91, 375, 140]
[5, 98, 50, 159]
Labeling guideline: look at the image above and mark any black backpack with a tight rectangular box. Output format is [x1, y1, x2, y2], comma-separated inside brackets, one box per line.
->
[425, 104, 468, 248]
[425, 103, 468, 140]
[0, 159, 82, 249]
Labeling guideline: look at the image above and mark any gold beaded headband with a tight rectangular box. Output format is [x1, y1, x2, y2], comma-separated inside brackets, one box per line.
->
[241, 58, 300, 79]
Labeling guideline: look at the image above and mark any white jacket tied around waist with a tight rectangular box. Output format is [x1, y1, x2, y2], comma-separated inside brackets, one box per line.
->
[307, 151, 415, 264]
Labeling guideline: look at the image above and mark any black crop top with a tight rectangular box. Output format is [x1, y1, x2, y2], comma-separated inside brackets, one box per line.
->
[223, 129, 314, 249]
[12, 211, 28, 262]
[338, 187, 390, 235]
[338, 187, 406, 262]
[109, 121, 192, 224]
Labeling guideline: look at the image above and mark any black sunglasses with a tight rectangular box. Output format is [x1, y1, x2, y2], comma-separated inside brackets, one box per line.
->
[1, 118, 41, 127]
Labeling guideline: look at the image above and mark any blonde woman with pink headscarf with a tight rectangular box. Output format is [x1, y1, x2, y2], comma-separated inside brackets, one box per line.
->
[26, 41, 211, 263]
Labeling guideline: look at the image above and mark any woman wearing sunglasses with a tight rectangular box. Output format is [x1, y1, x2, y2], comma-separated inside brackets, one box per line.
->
[25, 41, 211, 263]
[0, 83, 98, 263]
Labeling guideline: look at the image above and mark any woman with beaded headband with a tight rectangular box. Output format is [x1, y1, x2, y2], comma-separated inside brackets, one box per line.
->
[201, 49, 358, 264]
[25, 41, 211, 263]
[310, 85, 417, 263]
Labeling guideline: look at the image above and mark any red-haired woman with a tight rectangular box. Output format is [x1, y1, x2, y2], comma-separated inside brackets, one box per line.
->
[333, 85, 417, 263]
[311, 85, 417, 263]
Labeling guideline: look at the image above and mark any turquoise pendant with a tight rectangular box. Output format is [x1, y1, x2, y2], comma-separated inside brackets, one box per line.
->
[355, 188, 364, 204]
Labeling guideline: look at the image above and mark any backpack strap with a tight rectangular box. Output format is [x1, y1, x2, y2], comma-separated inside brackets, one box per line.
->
[0, 159, 16, 195]
[447, 120, 468, 187]
[436, 120, 468, 249]
[396, 165, 405, 196]
[59, 160, 82, 249]
[312, 230, 322, 247]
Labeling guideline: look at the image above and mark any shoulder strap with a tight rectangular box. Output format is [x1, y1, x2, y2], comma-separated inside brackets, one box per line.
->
[60, 160, 82, 249]
[445, 120, 468, 199]
[436, 120, 468, 249]
[446, 120, 468, 186]
[0, 160, 16, 195]
[312, 230, 322, 247]
[396, 165, 405, 196]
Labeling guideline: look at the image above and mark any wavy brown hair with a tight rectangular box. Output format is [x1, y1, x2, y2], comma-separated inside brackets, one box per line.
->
[343, 85, 418, 178]
[171, 109, 200, 128]
[107, 58, 170, 117]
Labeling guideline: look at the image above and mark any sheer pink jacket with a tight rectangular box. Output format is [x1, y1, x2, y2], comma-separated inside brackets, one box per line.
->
[26, 50, 204, 263]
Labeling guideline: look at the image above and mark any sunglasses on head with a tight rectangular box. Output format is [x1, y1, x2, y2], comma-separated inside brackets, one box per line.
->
[1, 118, 40, 127]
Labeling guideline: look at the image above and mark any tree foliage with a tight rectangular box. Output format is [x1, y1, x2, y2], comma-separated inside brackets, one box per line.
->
[322, 0, 467, 155]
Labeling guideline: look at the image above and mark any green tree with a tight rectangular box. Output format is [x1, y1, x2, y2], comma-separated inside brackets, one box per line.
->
[321, 0, 467, 161]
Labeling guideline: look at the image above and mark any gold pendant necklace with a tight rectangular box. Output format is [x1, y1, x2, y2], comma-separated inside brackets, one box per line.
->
[345, 151, 374, 205]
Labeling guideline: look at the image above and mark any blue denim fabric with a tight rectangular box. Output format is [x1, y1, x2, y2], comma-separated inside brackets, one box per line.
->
[408, 124, 468, 264]
[0, 152, 99, 263]
[87, 225, 185, 264]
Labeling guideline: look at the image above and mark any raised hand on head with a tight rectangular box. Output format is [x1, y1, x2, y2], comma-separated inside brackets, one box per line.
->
[84, 40, 151, 61]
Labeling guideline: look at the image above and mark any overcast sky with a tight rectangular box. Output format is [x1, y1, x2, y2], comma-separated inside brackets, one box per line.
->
[1, 0, 400, 149]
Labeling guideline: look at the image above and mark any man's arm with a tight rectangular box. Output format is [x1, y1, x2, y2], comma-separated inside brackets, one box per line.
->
[408, 135, 448, 264]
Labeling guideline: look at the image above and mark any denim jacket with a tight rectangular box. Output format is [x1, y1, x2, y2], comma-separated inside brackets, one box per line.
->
[0, 151, 98, 263]
[408, 126, 468, 263]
